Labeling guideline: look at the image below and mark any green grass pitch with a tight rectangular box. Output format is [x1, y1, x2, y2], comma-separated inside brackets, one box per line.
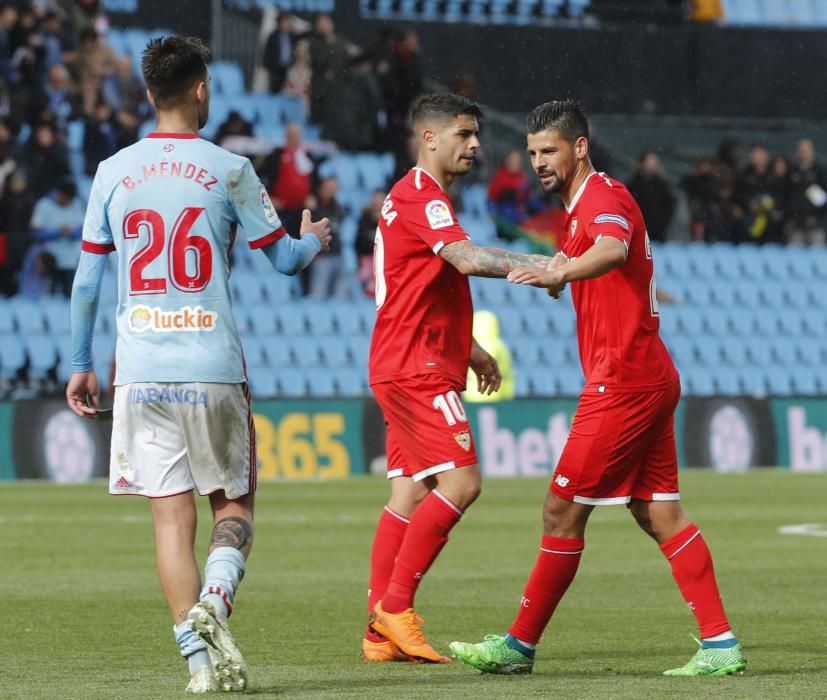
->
[2, 470, 826, 699]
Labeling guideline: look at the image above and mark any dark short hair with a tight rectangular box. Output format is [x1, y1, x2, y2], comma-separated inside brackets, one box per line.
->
[142, 35, 211, 109]
[526, 99, 589, 143]
[411, 93, 482, 130]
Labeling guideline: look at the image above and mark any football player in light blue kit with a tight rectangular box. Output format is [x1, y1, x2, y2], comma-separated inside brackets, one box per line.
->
[66, 36, 331, 693]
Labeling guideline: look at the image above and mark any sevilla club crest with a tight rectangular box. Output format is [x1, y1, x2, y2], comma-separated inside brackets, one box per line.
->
[454, 431, 472, 452]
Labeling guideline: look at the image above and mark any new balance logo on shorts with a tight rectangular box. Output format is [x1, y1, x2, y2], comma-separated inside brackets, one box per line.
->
[454, 431, 472, 451]
[554, 474, 570, 488]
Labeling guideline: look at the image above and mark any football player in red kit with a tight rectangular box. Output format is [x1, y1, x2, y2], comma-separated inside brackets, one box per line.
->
[363, 94, 555, 664]
[449, 100, 746, 677]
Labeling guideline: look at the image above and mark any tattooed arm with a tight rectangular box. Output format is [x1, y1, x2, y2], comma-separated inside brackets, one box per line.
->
[438, 240, 553, 278]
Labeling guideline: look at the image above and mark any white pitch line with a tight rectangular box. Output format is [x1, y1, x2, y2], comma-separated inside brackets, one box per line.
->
[778, 523, 827, 538]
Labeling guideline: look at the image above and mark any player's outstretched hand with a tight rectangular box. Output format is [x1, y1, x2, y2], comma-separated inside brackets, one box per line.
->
[66, 370, 101, 419]
[508, 266, 566, 298]
[300, 208, 332, 252]
[470, 343, 502, 395]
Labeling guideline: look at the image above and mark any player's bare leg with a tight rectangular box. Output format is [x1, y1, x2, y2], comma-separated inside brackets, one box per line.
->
[630, 499, 746, 675]
[363, 476, 429, 662]
[450, 491, 591, 673]
[188, 491, 254, 692]
[150, 492, 217, 692]
[372, 465, 481, 663]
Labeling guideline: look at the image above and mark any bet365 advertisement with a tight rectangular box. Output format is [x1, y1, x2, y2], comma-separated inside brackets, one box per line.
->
[0, 396, 824, 482]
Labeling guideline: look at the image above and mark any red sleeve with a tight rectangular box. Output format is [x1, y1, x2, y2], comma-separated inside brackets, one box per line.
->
[248, 227, 287, 249]
[583, 187, 634, 249]
[405, 192, 470, 254]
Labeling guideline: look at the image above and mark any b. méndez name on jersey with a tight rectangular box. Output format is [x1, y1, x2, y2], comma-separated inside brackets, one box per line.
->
[81, 133, 284, 385]
[369, 167, 474, 388]
[561, 171, 678, 392]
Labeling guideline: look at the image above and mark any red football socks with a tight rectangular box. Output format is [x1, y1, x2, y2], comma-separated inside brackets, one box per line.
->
[660, 523, 731, 638]
[508, 535, 584, 645]
[365, 506, 409, 642]
[380, 490, 463, 614]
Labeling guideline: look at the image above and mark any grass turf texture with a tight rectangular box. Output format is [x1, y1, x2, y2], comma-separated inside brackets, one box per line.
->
[1, 470, 825, 699]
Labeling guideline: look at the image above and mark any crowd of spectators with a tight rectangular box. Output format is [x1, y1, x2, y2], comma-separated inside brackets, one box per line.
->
[682, 138, 827, 246]
[0, 0, 150, 299]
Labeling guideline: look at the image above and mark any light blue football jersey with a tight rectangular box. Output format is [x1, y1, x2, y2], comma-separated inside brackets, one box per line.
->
[81, 132, 285, 385]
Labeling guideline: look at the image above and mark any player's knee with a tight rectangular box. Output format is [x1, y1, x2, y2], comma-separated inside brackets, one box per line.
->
[630, 504, 657, 539]
[541, 495, 581, 537]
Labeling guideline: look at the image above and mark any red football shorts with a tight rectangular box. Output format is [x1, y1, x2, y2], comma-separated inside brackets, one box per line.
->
[372, 375, 479, 481]
[551, 379, 681, 505]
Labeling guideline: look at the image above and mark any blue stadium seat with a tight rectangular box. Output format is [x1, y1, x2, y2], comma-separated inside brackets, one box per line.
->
[346, 336, 371, 367]
[704, 308, 729, 336]
[557, 370, 584, 396]
[497, 309, 524, 338]
[320, 336, 351, 368]
[530, 368, 555, 396]
[568, 0, 591, 18]
[721, 337, 749, 366]
[522, 309, 551, 337]
[358, 304, 376, 333]
[765, 369, 793, 396]
[748, 338, 772, 367]
[10, 297, 46, 334]
[543, 341, 569, 366]
[797, 338, 822, 365]
[777, 309, 805, 336]
[277, 306, 309, 336]
[277, 369, 306, 398]
[728, 310, 753, 337]
[666, 336, 695, 369]
[738, 367, 766, 396]
[733, 281, 760, 308]
[659, 310, 680, 339]
[253, 336, 288, 368]
[694, 335, 724, 367]
[336, 305, 365, 336]
[307, 369, 336, 397]
[771, 338, 798, 366]
[304, 303, 337, 335]
[294, 337, 323, 368]
[753, 309, 780, 336]
[687, 368, 715, 396]
[0, 335, 26, 380]
[336, 367, 367, 397]
[783, 283, 811, 309]
[247, 367, 278, 398]
[241, 336, 267, 368]
[713, 368, 740, 395]
[355, 153, 388, 191]
[791, 367, 818, 396]
[516, 371, 531, 397]
[23, 334, 57, 380]
[232, 275, 266, 304]
[512, 336, 544, 367]
[247, 303, 278, 336]
[211, 61, 245, 96]
[548, 309, 576, 336]
[785, 0, 815, 26]
[262, 274, 296, 303]
[0, 299, 13, 334]
[709, 279, 738, 306]
[67, 120, 84, 150]
[677, 307, 704, 336]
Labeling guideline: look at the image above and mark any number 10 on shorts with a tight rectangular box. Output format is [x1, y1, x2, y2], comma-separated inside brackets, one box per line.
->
[432, 391, 468, 426]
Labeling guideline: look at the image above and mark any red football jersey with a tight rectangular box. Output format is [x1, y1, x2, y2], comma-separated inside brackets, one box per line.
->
[561, 171, 678, 393]
[369, 167, 473, 388]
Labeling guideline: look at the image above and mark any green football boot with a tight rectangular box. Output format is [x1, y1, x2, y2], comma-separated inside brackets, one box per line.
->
[449, 635, 534, 675]
[664, 637, 747, 677]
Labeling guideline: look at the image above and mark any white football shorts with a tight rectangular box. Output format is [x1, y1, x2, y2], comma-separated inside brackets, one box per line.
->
[109, 382, 256, 499]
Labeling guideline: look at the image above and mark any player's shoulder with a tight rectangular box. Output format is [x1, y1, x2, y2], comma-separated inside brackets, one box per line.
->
[582, 172, 634, 213]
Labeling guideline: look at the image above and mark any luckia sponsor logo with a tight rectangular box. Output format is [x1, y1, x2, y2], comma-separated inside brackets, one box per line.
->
[128, 304, 218, 333]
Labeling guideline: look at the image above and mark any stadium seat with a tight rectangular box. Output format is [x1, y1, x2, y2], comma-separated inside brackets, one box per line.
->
[567, 0, 591, 18]
[529, 368, 555, 396]
[704, 308, 729, 336]
[753, 310, 780, 336]
[336, 367, 367, 397]
[232, 275, 266, 304]
[542, 340, 568, 366]
[728, 310, 753, 337]
[720, 337, 749, 366]
[771, 338, 798, 366]
[516, 371, 532, 396]
[320, 336, 351, 368]
[747, 338, 772, 367]
[548, 309, 576, 335]
[557, 370, 584, 396]
[791, 367, 818, 395]
[293, 337, 323, 368]
[786, 0, 815, 26]
[262, 274, 296, 303]
[738, 367, 766, 396]
[240, 336, 267, 368]
[512, 335, 543, 367]
[23, 334, 57, 380]
[248, 302, 278, 336]
[777, 309, 805, 336]
[677, 308, 704, 336]
[277, 306, 309, 336]
[522, 309, 551, 337]
[694, 335, 724, 367]
[211, 61, 245, 96]
[797, 338, 822, 366]
[336, 305, 365, 336]
[713, 368, 740, 395]
[687, 368, 715, 396]
[783, 283, 811, 309]
[765, 369, 793, 396]
[10, 297, 47, 334]
[0, 335, 26, 380]
[247, 366, 278, 398]
[0, 299, 15, 334]
[277, 369, 306, 398]
[666, 336, 695, 369]
[347, 336, 371, 367]
[307, 369, 336, 397]
[304, 303, 337, 335]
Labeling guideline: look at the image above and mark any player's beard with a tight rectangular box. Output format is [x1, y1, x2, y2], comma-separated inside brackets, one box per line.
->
[539, 171, 563, 193]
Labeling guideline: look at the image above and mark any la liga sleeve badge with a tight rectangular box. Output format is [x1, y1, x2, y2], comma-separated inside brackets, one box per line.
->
[425, 199, 454, 229]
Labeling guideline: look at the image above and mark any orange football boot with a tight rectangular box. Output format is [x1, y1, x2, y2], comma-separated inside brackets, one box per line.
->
[369, 602, 450, 663]
[361, 637, 410, 662]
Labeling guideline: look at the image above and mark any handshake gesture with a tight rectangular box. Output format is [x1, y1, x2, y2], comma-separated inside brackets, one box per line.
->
[507, 253, 568, 299]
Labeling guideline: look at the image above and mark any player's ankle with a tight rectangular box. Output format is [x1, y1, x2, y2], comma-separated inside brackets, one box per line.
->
[503, 633, 536, 659]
